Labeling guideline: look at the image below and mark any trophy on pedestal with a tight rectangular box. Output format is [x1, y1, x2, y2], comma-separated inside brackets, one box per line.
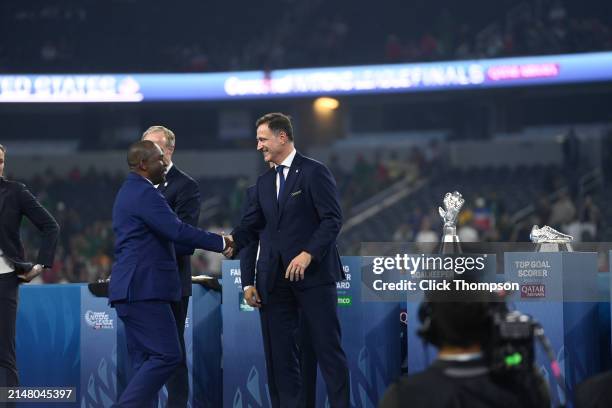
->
[530, 225, 573, 252]
[438, 191, 464, 254]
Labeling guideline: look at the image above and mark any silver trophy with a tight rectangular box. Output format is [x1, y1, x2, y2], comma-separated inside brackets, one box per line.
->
[438, 191, 464, 253]
[530, 225, 573, 252]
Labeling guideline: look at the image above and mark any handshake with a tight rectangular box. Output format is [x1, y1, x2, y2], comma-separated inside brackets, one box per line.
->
[222, 235, 236, 258]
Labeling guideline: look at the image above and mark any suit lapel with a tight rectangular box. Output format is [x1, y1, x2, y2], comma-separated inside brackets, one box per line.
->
[0, 179, 8, 216]
[277, 153, 302, 217]
[160, 166, 177, 192]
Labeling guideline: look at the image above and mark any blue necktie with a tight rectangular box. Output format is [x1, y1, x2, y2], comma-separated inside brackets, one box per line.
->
[276, 165, 286, 202]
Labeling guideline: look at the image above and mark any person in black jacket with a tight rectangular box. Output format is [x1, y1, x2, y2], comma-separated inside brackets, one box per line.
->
[0, 143, 60, 388]
[575, 370, 612, 408]
[142, 126, 201, 407]
[379, 294, 550, 408]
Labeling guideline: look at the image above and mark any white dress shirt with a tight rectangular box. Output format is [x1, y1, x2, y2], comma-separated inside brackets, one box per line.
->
[275, 149, 296, 198]
[0, 249, 14, 274]
[153, 162, 173, 189]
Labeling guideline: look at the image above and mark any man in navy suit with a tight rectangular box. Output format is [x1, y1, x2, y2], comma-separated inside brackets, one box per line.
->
[239, 185, 318, 408]
[142, 125, 199, 407]
[109, 140, 232, 408]
[233, 113, 349, 407]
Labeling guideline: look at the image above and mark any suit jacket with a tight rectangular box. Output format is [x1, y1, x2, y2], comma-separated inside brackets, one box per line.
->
[159, 165, 200, 297]
[0, 177, 59, 272]
[109, 172, 223, 303]
[239, 186, 260, 289]
[234, 152, 344, 301]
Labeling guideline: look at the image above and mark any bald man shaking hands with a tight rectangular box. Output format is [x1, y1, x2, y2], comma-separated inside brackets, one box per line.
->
[109, 140, 232, 408]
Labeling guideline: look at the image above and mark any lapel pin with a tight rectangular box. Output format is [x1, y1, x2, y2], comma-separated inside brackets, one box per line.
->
[296, 169, 299, 173]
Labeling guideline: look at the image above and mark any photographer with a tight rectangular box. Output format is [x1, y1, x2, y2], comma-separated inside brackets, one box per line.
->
[379, 289, 550, 408]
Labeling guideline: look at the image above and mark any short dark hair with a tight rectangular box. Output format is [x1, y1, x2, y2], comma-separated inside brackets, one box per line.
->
[423, 283, 497, 348]
[256, 112, 294, 141]
[0, 144, 5, 153]
[429, 301, 491, 348]
[127, 140, 158, 169]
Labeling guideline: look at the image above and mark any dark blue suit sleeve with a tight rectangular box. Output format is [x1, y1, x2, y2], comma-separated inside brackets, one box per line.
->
[140, 188, 223, 252]
[233, 184, 265, 250]
[239, 241, 258, 288]
[304, 164, 342, 261]
[238, 186, 259, 288]
[173, 178, 200, 256]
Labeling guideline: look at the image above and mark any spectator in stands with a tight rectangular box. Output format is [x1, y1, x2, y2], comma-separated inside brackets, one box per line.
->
[415, 216, 438, 252]
[548, 190, 576, 228]
[579, 195, 601, 238]
[472, 197, 493, 233]
[495, 212, 514, 242]
[458, 219, 479, 242]
[393, 223, 413, 242]
[535, 196, 552, 227]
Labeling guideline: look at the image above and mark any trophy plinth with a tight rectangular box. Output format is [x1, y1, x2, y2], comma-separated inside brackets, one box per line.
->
[535, 242, 573, 252]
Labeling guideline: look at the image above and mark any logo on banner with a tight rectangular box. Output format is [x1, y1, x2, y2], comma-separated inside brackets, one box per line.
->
[338, 296, 352, 306]
[520, 284, 546, 298]
[84, 310, 114, 329]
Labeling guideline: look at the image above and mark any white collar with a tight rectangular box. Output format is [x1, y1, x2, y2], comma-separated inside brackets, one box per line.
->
[154, 162, 173, 188]
[275, 148, 296, 170]
[437, 352, 483, 362]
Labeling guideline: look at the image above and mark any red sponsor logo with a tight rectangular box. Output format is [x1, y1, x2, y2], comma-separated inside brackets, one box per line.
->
[521, 284, 546, 298]
[487, 63, 559, 81]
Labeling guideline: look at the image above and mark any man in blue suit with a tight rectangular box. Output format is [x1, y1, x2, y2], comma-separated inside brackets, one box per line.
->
[233, 113, 349, 408]
[142, 125, 201, 407]
[109, 140, 232, 408]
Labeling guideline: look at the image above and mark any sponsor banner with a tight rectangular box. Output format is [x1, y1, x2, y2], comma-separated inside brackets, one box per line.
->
[80, 286, 118, 407]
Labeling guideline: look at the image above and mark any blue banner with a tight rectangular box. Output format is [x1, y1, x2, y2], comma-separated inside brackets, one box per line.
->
[16, 284, 81, 408]
[80, 286, 118, 408]
[2, 52, 612, 103]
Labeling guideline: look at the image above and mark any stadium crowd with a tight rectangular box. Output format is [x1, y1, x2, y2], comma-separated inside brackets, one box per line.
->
[1, 0, 610, 73]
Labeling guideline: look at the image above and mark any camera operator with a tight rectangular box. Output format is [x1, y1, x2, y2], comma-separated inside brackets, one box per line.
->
[379, 288, 550, 408]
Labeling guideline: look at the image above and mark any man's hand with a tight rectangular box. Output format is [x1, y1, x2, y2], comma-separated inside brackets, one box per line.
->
[223, 235, 235, 258]
[18, 264, 43, 283]
[285, 251, 312, 281]
[244, 286, 262, 308]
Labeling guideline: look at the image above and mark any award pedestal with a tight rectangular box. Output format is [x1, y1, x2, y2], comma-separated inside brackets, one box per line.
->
[504, 252, 600, 400]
